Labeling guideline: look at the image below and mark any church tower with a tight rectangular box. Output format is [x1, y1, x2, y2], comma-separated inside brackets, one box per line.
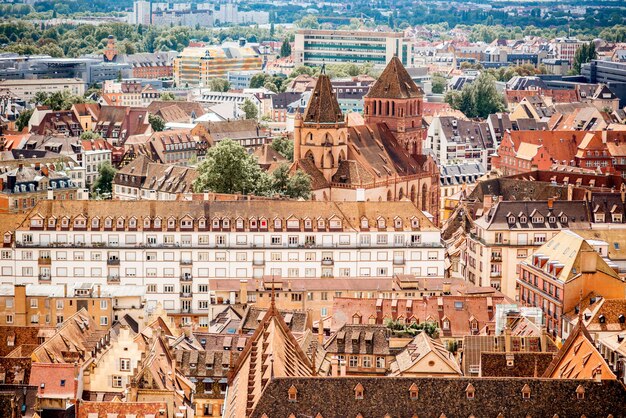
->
[294, 70, 347, 183]
[363, 56, 424, 157]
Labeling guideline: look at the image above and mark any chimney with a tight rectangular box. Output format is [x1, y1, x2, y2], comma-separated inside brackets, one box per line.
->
[331, 357, 339, 377]
[483, 194, 494, 211]
[442, 282, 451, 294]
[239, 280, 248, 304]
[504, 326, 512, 352]
[547, 198, 554, 209]
[540, 327, 548, 352]
[580, 249, 598, 274]
[339, 359, 347, 376]
[318, 317, 324, 345]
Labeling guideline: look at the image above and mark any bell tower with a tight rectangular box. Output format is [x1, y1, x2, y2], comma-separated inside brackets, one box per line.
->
[294, 69, 347, 182]
[363, 56, 424, 157]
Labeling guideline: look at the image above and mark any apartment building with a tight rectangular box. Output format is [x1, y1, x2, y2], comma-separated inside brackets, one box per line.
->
[81, 138, 113, 186]
[466, 199, 591, 299]
[0, 283, 145, 330]
[517, 230, 626, 337]
[294, 30, 413, 68]
[9, 200, 444, 327]
[0, 78, 85, 101]
[173, 45, 262, 87]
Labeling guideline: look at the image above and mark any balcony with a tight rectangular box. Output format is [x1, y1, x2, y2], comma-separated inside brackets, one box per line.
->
[38, 257, 51, 265]
[180, 292, 192, 298]
[393, 257, 405, 265]
[107, 258, 120, 266]
[107, 275, 120, 283]
[321, 258, 334, 266]
[180, 259, 193, 265]
[252, 259, 265, 266]
[38, 274, 51, 282]
[491, 255, 502, 262]
[180, 274, 193, 281]
[490, 271, 502, 278]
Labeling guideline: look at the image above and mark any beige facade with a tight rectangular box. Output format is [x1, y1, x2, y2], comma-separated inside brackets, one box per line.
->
[0, 78, 85, 101]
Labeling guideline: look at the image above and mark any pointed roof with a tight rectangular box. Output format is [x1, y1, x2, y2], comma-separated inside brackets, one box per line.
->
[542, 319, 615, 380]
[225, 296, 313, 418]
[366, 56, 424, 100]
[303, 74, 344, 125]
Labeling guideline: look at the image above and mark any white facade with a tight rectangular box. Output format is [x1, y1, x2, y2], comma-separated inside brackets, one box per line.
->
[9, 201, 445, 321]
[83, 149, 112, 187]
[132, 0, 152, 25]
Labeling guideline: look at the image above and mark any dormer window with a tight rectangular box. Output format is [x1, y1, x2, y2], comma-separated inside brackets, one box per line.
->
[354, 383, 364, 400]
[508, 216, 515, 224]
[411, 218, 419, 228]
[442, 319, 450, 330]
[143, 218, 150, 228]
[30, 218, 43, 228]
[548, 216, 556, 223]
[104, 218, 112, 228]
[168, 218, 176, 229]
[409, 383, 419, 400]
[116, 218, 124, 228]
[394, 218, 402, 229]
[595, 213, 605, 223]
[576, 385, 585, 400]
[154, 218, 161, 228]
[74, 218, 86, 228]
[560, 215, 568, 224]
[212, 219, 220, 229]
[377, 218, 386, 228]
[612, 213, 623, 223]
[532, 216, 543, 224]
[519, 216, 527, 224]
[61, 218, 69, 228]
[317, 219, 325, 229]
[198, 219, 206, 229]
[222, 219, 230, 229]
[466, 383, 475, 399]
[48, 218, 56, 228]
[274, 219, 282, 229]
[287, 219, 299, 229]
[361, 218, 369, 229]
[250, 219, 257, 229]
[236, 219, 244, 229]
[521, 384, 531, 399]
[91, 218, 99, 228]
[288, 385, 298, 402]
[181, 219, 193, 229]
[304, 219, 312, 229]
[329, 219, 341, 229]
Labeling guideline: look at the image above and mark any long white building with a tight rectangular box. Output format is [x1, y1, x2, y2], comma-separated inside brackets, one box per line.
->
[6, 200, 445, 326]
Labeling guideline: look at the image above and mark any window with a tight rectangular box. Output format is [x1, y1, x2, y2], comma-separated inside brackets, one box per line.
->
[6, 315, 13, 324]
[362, 356, 372, 368]
[376, 234, 388, 245]
[30, 299, 38, 308]
[100, 300, 108, 309]
[349, 356, 358, 367]
[164, 285, 174, 293]
[147, 284, 157, 293]
[100, 316, 108, 326]
[271, 236, 281, 245]
[120, 358, 131, 371]
[112, 376, 123, 388]
[376, 356, 385, 369]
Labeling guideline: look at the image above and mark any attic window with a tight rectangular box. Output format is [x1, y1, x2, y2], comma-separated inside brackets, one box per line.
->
[222, 219, 230, 229]
[576, 385, 585, 400]
[394, 219, 402, 228]
[508, 216, 515, 224]
[168, 218, 176, 228]
[377, 218, 386, 228]
[199, 219, 206, 228]
[599, 315, 606, 324]
[442, 319, 450, 330]
[236, 219, 244, 229]
[317, 219, 325, 229]
[48, 218, 56, 227]
[521, 384, 531, 399]
[409, 383, 419, 400]
[304, 219, 312, 229]
[354, 383, 364, 400]
[260, 219, 268, 229]
[548, 216, 556, 224]
[560, 215, 568, 224]
[361, 218, 369, 229]
[154, 218, 161, 228]
[519, 216, 527, 224]
[274, 219, 282, 229]
[104, 218, 112, 228]
[411, 218, 419, 228]
[143, 218, 150, 228]
[129, 218, 136, 228]
[213, 219, 220, 228]
[116, 218, 124, 228]
[288, 385, 298, 402]
[466, 383, 475, 399]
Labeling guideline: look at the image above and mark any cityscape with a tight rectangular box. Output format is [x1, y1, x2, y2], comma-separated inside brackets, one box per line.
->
[0, 0, 626, 416]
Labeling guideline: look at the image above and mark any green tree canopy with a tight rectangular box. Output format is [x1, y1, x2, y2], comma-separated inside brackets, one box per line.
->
[207, 78, 230, 92]
[80, 130, 102, 140]
[159, 92, 176, 101]
[572, 41, 597, 75]
[148, 114, 165, 132]
[280, 38, 291, 57]
[444, 72, 505, 118]
[241, 98, 258, 120]
[193, 139, 266, 195]
[431, 73, 447, 94]
[15, 108, 33, 132]
[92, 161, 116, 197]
[270, 136, 294, 161]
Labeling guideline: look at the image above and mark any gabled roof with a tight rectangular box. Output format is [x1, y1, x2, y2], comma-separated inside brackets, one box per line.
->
[225, 295, 313, 418]
[366, 56, 424, 99]
[303, 74, 344, 125]
[543, 319, 615, 380]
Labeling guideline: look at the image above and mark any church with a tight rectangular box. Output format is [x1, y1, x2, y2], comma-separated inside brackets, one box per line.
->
[291, 57, 441, 224]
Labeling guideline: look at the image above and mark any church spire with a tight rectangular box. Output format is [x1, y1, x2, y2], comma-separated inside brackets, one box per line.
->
[303, 72, 344, 125]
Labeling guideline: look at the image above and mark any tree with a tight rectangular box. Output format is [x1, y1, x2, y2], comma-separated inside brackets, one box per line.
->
[270, 136, 294, 161]
[207, 78, 230, 92]
[148, 114, 165, 132]
[193, 139, 266, 195]
[241, 98, 258, 120]
[572, 41, 597, 75]
[80, 130, 101, 140]
[280, 39, 291, 58]
[296, 15, 320, 29]
[444, 72, 504, 118]
[159, 92, 175, 101]
[92, 161, 116, 197]
[15, 108, 33, 132]
[268, 164, 312, 199]
[431, 74, 447, 94]
[249, 73, 269, 89]
[31, 90, 86, 111]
